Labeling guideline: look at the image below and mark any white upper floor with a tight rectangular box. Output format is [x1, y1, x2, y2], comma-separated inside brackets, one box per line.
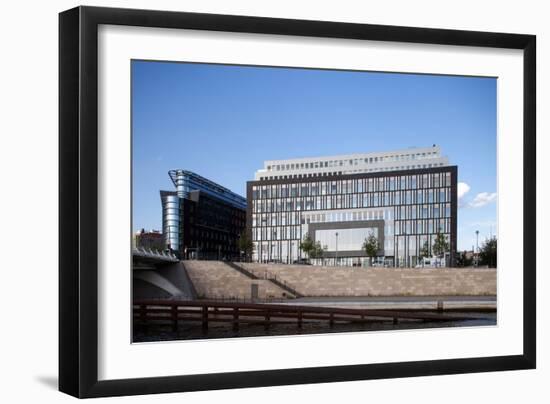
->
[254, 145, 449, 180]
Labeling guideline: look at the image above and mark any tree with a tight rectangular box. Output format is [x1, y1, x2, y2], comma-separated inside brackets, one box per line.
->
[299, 233, 315, 260]
[456, 251, 473, 267]
[362, 232, 379, 267]
[432, 231, 449, 267]
[479, 236, 497, 268]
[310, 241, 327, 264]
[419, 240, 430, 267]
[299, 234, 327, 264]
[237, 231, 254, 262]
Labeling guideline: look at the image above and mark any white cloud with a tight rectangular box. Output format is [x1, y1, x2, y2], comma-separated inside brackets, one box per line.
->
[465, 220, 497, 228]
[469, 192, 497, 208]
[457, 182, 470, 208]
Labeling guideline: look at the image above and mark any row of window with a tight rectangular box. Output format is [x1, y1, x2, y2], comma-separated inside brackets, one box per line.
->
[259, 163, 447, 180]
[172, 172, 247, 209]
[251, 217, 451, 242]
[253, 226, 301, 241]
[251, 188, 452, 214]
[253, 172, 453, 198]
[394, 203, 452, 221]
[265, 151, 441, 172]
[251, 202, 452, 229]
[251, 231, 451, 263]
[303, 208, 393, 224]
[394, 218, 451, 235]
[188, 228, 236, 242]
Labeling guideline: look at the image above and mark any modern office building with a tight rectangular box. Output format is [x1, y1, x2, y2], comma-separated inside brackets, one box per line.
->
[247, 146, 457, 267]
[161, 170, 247, 260]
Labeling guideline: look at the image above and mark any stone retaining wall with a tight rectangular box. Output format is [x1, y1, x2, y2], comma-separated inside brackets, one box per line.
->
[239, 263, 496, 297]
[183, 261, 292, 299]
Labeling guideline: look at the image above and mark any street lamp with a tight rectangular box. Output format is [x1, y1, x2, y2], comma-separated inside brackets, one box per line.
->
[335, 232, 339, 266]
[475, 230, 480, 267]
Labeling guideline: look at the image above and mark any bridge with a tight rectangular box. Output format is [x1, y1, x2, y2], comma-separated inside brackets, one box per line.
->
[132, 248, 197, 300]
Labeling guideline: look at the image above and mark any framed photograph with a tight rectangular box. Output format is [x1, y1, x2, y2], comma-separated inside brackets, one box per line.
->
[59, 6, 536, 398]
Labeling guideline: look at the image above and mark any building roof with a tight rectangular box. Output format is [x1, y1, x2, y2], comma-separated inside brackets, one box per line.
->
[254, 145, 449, 180]
[168, 169, 247, 210]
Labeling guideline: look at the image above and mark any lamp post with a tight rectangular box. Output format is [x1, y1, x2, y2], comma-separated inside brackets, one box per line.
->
[475, 230, 479, 267]
[335, 232, 339, 266]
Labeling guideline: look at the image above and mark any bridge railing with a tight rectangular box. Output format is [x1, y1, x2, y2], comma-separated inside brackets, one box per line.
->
[133, 299, 476, 333]
[133, 247, 178, 262]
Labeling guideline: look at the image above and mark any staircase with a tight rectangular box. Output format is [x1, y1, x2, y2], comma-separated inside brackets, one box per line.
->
[227, 262, 304, 298]
[266, 276, 304, 298]
[223, 261, 259, 279]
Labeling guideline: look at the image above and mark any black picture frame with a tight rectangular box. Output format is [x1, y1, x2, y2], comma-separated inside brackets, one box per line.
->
[59, 5, 536, 398]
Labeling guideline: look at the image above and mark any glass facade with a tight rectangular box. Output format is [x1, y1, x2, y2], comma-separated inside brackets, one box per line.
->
[247, 167, 457, 267]
[316, 227, 379, 251]
[161, 192, 181, 252]
[161, 170, 247, 259]
[169, 169, 247, 210]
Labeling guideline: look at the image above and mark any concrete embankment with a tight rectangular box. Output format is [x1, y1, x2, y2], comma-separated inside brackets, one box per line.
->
[183, 260, 293, 299]
[240, 263, 496, 298]
[182, 261, 496, 301]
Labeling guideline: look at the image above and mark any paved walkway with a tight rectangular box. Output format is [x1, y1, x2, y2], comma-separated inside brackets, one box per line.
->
[275, 295, 496, 310]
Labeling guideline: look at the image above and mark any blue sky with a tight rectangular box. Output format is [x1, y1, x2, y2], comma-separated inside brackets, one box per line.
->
[132, 60, 497, 251]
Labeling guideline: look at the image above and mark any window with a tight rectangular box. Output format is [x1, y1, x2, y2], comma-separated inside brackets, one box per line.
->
[422, 205, 428, 219]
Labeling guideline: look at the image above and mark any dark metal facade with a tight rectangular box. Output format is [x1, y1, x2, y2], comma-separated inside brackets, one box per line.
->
[182, 190, 246, 260]
[161, 170, 246, 259]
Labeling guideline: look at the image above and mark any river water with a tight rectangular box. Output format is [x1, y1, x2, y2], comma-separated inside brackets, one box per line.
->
[133, 310, 496, 343]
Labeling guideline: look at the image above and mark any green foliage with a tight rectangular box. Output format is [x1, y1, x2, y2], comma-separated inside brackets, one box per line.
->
[299, 233, 315, 256]
[299, 233, 326, 260]
[456, 251, 473, 267]
[310, 241, 326, 259]
[479, 236, 497, 268]
[362, 232, 379, 266]
[237, 231, 254, 261]
[432, 231, 449, 258]
[419, 240, 430, 258]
